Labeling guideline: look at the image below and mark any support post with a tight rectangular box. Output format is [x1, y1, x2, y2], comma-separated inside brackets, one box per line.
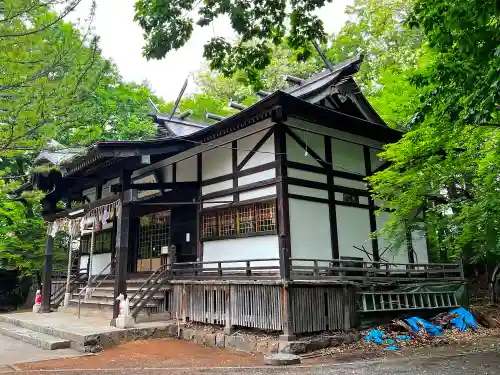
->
[64, 228, 74, 307]
[112, 170, 132, 322]
[84, 222, 96, 300]
[279, 285, 296, 341]
[274, 122, 291, 281]
[223, 285, 235, 334]
[41, 225, 54, 313]
[363, 146, 379, 261]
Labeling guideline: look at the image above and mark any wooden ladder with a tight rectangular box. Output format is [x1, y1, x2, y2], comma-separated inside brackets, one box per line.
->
[359, 291, 458, 312]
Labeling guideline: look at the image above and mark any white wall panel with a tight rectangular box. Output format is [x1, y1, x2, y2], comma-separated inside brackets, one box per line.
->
[160, 164, 174, 183]
[370, 148, 385, 172]
[83, 187, 96, 202]
[289, 199, 332, 264]
[202, 235, 279, 268]
[237, 131, 275, 170]
[286, 134, 322, 167]
[202, 145, 232, 180]
[134, 173, 161, 199]
[238, 169, 275, 186]
[288, 168, 327, 183]
[80, 253, 112, 276]
[331, 138, 366, 176]
[203, 195, 233, 208]
[336, 205, 373, 260]
[412, 230, 429, 264]
[288, 185, 328, 199]
[376, 211, 408, 266]
[334, 177, 367, 190]
[202, 180, 233, 195]
[176, 156, 197, 182]
[239, 186, 277, 201]
[359, 196, 369, 205]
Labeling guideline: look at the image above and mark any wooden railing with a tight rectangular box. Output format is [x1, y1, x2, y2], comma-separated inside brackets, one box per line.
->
[170, 259, 281, 280]
[289, 259, 464, 282]
[166, 258, 464, 282]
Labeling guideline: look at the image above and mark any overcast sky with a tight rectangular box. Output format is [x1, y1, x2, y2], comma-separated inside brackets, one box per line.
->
[68, 0, 352, 101]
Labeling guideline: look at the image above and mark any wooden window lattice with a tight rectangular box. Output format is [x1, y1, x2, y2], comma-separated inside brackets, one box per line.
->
[202, 201, 276, 239]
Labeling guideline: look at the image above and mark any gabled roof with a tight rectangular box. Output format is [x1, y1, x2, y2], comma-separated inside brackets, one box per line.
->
[32, 140, 85, 167]
[151, 113, 209, 137]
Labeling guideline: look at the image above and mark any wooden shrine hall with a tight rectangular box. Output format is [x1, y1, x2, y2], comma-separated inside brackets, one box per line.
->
[18, 55, 465, 339]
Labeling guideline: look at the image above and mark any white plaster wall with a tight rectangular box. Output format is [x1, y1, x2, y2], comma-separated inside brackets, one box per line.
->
[237, 131, 275, 170]
[202, 145, 233, 180]
[334, 177, 367, 190]
[82, 187, 96, 202]
[177, 156, 197, 182]
[286, 134, 323, 167]
[288, 168, 327, 183]
[101, 177, 119, 199]
[79, 253, 112, 276]
[288, 185, 328, 199]
[160, 164, 174, 183]
[375, 211, 408, 266]
[202, 235, 279, 268]
[412, 230, 429, 264]
[369, 148, 385, 172]
[289, 199, 332, 264]
[202, 180, 233, 195]
[238, 169, 275, 186]
[239, 186, 277, 201]
[134, 173, 161, 199]
[331, 138, 366, 176]
[359, 196, 369, 205]
[203, 195, 233, 208]
[335, 205, 373, 260]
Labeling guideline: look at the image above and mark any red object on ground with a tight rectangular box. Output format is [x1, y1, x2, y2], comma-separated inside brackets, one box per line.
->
[35, 292, 42, 305]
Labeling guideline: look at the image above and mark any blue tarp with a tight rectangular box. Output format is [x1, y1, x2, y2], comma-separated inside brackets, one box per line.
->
[449, 307, 478, 332]
[407, 317, 443, 336]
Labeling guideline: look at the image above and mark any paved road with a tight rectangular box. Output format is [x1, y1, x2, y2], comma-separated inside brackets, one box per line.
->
[10, 350, 500, 374]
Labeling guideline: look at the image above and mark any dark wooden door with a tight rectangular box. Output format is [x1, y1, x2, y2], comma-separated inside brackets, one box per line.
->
[170, 205, 198, 263]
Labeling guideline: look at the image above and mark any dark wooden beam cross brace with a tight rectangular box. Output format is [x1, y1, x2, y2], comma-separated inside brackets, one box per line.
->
[284, 127, 329, 170]
[237, 127, 275, 171]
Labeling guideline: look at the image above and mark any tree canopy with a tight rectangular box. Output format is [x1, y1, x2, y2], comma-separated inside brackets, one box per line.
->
[133, 0, 333, 87]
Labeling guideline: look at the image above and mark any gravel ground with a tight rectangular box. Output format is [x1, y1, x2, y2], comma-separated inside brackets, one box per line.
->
[8, 350, 500, 375]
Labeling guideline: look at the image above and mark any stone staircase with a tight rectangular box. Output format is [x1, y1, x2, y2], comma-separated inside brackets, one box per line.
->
[59, 275, 171, 322]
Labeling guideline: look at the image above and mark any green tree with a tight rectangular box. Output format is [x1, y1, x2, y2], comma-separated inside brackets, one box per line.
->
[133, 0, 333, 85]
[368, 0, 500, 263]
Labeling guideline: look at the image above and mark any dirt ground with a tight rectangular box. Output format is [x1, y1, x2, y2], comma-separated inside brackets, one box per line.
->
[16, 339, 262, 370]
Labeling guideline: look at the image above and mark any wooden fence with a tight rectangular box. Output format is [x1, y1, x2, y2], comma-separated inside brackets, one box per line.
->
[165, 281, 357, 334]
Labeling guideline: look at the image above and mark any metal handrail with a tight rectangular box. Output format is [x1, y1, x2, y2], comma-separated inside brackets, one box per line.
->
[131, 266, 171, 318]
[129, 264, 169, 309]
[51, 271, 87, 305]
[77, 260, 114, 319]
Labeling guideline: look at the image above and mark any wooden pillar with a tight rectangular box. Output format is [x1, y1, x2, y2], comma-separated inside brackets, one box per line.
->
[273, 114, 296, 342]
[41, 225, 54, 313]
[363, 146, 379, 261]
[274, 122, 291, 281]
[196, 153, 203, 262]
[112, 170, 132, 321]
[325, 135, 339, 259]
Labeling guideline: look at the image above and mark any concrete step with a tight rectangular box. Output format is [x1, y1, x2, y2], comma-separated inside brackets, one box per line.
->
[0, 321, 71, 350]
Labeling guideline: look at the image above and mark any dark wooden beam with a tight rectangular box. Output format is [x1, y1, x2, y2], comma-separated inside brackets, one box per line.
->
[287, 177, 370, 197]
[288, 194, 329, 204]
[364, 146, 379, 261]
[325, 135, 339, 259]
[153, 169, 166, 196]
[111, 181, 197, 192]
[41, 230, 54, 313]
[232, 140, 239, 202]
[197, 153, 203, 262]
[236, 127, 274, 171]
[112, 169, 132, 321]
[43, 194, 120, 221]
[95, 183, 102, 200]
[201, 195, 277, 212]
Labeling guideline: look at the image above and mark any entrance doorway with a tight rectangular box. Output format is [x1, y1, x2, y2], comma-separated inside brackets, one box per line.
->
[137, 210, 171, 272]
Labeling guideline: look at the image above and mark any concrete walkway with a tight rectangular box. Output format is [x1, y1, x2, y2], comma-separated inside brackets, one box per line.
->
[0, 334, 82, 366]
